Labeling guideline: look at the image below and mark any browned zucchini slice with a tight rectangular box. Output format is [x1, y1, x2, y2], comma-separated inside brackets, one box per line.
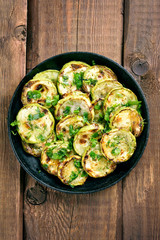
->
[57, 155, 88, 187]
[82, 143, 116, 178]
[21, 79, 58, 108]
[16, 104, 55, 143]
[54, 91, 94, 121]
[22, 132, 56, 157]
[103, 87, 139, 118]
[100, 129, 136, 163]
[41, 141, 74, 176]
[109, 107, 144, 137]
[56, 115, 87, 141]
[73, 123, 104, 156]
[83, 65, 117, 93]
[91, 79, 122, 100]
[33, 69, 59, 85]
[57, 61, 90, 95]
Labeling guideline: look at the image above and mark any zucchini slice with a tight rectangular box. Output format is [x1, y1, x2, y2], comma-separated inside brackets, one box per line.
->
[33, 69, 59, 85]
[21, 79, 58, 108]
[57, 155, 88, 187]
[22, 132, 56, 157]
[92, 98, 105, 125]
[91, 79, 122, 100]
[56, 115, 87, 141]
[54, 91, 94, 121]
[109, 107, 144, 137]
[57, 61, 90, 95]
[83, 65, 117, 93]
[16, 104, 55, 143]
[73, 123, 104, 156]
[103, 87, 139, 118]
[41, 141, 74, 176]
[100, 129, 136, 163]
[82, 143, 116, 178]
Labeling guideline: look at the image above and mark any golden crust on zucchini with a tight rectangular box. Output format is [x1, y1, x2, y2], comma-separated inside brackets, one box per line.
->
[33, 69, 59, 85]
[22, 132, 56, 157]
[41, 141, 74, 176]
[17, 104, 55, 143]
[21, 79, 58, 108]
[54, 90, 94, 121]
[100, 129, 136, 163]
[57, 61, 90, 95]
[109, 107, 144, 137]
[91, 79, 122, 100]
[57, 155, 88, 187]
[73, 123, 104, 156]
[103, 87, 138, 118]
[82, 144, 116, 178]
[83, 65, 117, 93]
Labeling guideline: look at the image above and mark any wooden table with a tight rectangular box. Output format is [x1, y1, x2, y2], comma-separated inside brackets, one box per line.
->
[0, 0, 160, 239]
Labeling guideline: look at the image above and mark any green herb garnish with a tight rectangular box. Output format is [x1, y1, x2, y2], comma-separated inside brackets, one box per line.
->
[89, 151, 96, 160]
[83, 112, 89, 123]
[69, 125, 80, 137]
[28, 107, 45, 121]
[73, 72, 84, 89]
[74, 160, 82, 169]
[46, 95, 59, 106]
[83, 78, 98, 86]
[27, 89, 42, 100]
[74, 107, 81, 114]
[63, 106, 71, 116]
[69, 171, 79, 182]
[111, 147, 121, 156]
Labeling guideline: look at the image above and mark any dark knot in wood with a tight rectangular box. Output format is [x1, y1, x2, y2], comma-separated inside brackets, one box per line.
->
[131, 59, 149, 76]
[14, 25, 27, 41]
[26, 183, 47, 205]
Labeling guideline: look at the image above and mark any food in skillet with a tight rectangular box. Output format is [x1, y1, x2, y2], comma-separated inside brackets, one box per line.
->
[11, 61, 144, 187]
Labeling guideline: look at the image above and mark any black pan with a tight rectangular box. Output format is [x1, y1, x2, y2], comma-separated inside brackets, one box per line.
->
[8, 52, 150, 194]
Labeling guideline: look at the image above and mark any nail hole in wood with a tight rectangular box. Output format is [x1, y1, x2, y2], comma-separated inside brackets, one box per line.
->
[14, 25, 27, 41]
[131, 59, 149, 76]
[26, 183, 47, 205]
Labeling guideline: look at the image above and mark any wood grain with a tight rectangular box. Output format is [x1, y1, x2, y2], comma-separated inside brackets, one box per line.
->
[0, 0, 27, 239]
[123, 0, 160, 239]
[24, 0, 124, 240]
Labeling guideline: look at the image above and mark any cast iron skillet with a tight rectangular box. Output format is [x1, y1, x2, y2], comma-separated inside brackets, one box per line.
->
[8, 52, 150, 194]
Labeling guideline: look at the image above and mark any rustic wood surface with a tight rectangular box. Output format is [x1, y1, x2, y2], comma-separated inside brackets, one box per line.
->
[0, 0, 159, 239]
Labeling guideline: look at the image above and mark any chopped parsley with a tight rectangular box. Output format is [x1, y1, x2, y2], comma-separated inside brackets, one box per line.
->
[73, 159, 82, 169]
[73, 72, 84, 89]
[10, 120, 19, 127]
[69, 125, 80, 137]
[94, 102, 102, 110]
[92, 60, 96, 66]
[63, 106, 71, 116]
[69, 171, 79, 182]
[89, 151, 102, 161]
[57, 132, 64, 140]
[83, 78, 98, 86]
[27, 89, 42, 100]
[83, 112, 89, 123]
[46, 95, 59, 106]
[28, 107, 45, 121]
[74, 107, 81, 114]
[42, 164, 48, 169]
[37, 134, 45, 141]
[46, 147, 68, 161]
[111, 147, 121, 156]
[81, 171, 88, 177]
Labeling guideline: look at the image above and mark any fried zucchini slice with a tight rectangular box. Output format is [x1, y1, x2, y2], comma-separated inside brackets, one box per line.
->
[16, 104, 55, 143]
[41, 141, 74, 176]
[103, 87, 139, 118]
[91, 79, 122, 100]
[33, 69, 59, 85]
[22, 132, 56, 157]
[83, 65, 117, 93]
[92, 98, 105, 125]
[57, 155, 88, 187]
[109, 107, 144, 137]
[54, 91, 94, 121]
[100, 129, 136, 163]
[21, 79, 58, 108]
[57, 61, 90, 95]
[56, 115, 87, 141]
[73, 123, 104, 156]
[82, 143, 116, 178]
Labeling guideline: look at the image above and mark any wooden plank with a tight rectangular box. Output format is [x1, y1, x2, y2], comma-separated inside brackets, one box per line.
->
[123, 0, 160, 239]
[70, 1, 123, 239]
[24, 0, 124, 239]
[0, 0, 27, 239]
